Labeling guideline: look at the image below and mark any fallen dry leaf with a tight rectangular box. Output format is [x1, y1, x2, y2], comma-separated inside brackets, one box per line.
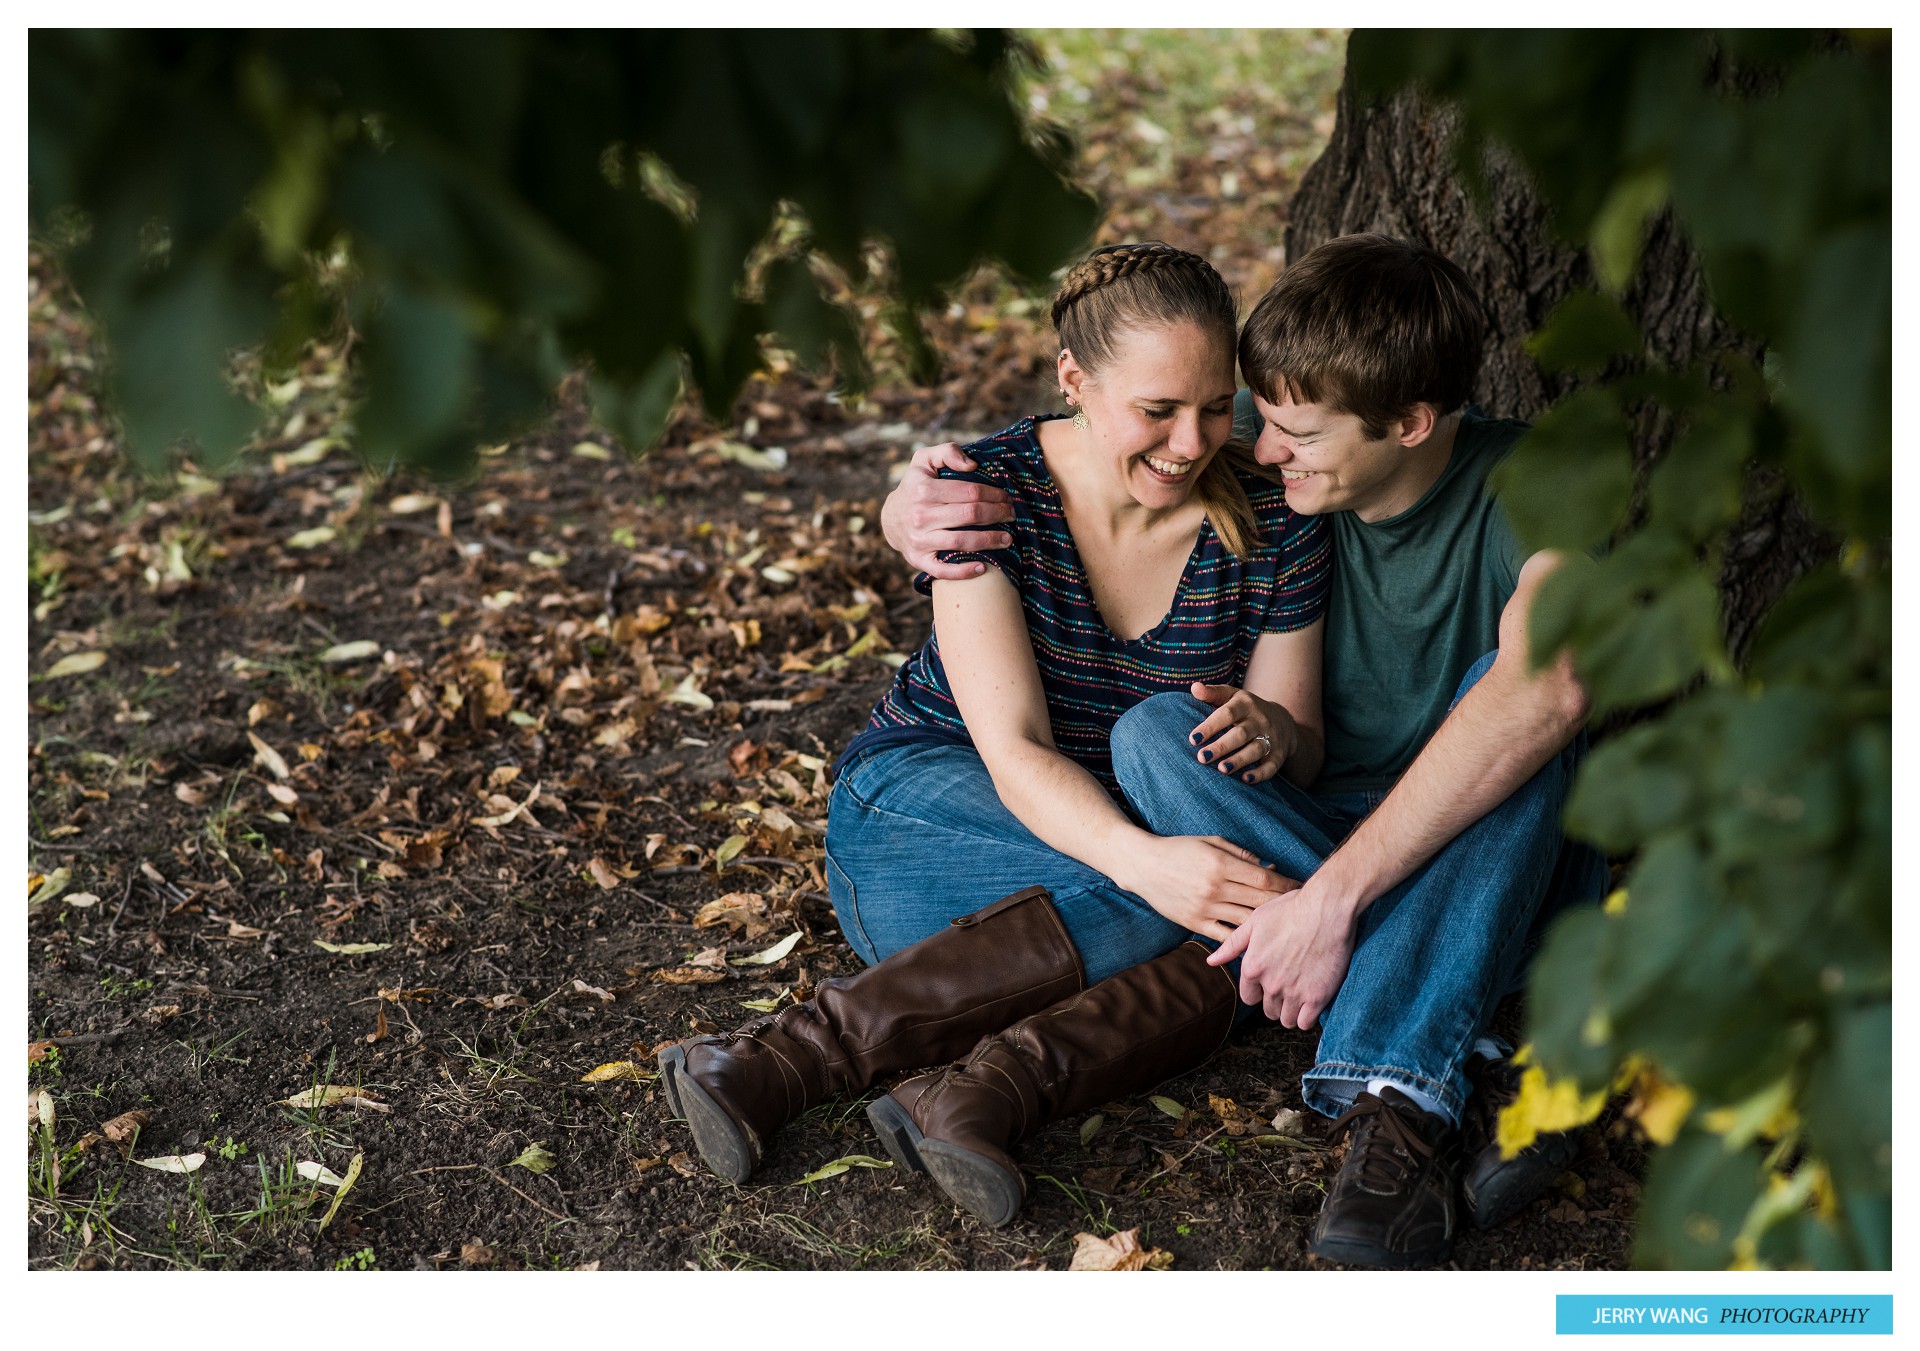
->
[667, 1151, 699, 1177]
[100, 1109, 151, 1146]
[313, 940, 392, 955]
[694, 891, 772, 936]
[569, 979, 615, 1002]
[732, 931, 802, 966]
[296, 1160, 348, 1187]
[247, 731, 291, 780]
[586, 857, 621, 890]
[28, 1040, 54, 1065]
[30, 1089, 55, 1133]
[280, 1085, 387, 1111]
[1068, 1227, 1174, 1271]
[45, 651, 108, 679]
[653, 968, 725, 985]
[135, 1152, 207, 1174]
[579, 1061, 655, 1085]
[685, 946, 730, 971]
[461, 1241, 497, 1267]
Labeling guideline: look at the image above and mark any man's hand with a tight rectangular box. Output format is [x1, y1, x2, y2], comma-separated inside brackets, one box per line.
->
[1208, 878, 1358, 1027]
[1113, 834, 1299, 944]
[880, 442, 1015, 579]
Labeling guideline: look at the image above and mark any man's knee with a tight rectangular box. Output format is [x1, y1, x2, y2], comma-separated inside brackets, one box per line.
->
[1110, 691, 1209, 782]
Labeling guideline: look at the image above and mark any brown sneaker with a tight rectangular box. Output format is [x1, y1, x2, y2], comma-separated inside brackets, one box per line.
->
[1309, 1088, 1460, 1269]
[1460, 1052, 1582, 1229]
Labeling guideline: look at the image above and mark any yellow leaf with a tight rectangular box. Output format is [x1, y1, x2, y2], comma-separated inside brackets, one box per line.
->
[580, 1061, 655, 1084]
[313, 940, 391, 955]
[571, 441, 612, 461]
[1623, 1065, 1696, 1146]
[318, 640, 380, 664]
[1602, 887, 1628, 915]
[28, 867, 72, 909]
[44, 651, 107, 679]
[319, 1150, 363, 1231]
[286, 526, 336, 550]
[280, 1085, 385, 1110]
[738, 997, 783, 1013]
[713, 834, 749, 870]
[1496, 1063, 1607, 1160]
[387, 494, 438, 515]
[1149, 1095, 1188, 1120]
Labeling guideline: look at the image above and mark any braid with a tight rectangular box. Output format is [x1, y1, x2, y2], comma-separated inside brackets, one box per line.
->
[1050, 242, 1222, 329]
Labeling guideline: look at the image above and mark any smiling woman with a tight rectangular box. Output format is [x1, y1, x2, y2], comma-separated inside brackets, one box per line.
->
[657, 242, 1332, 1224]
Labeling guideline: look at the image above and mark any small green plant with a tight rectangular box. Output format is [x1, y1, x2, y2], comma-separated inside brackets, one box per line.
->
[31, 1045, 63, 1082]
[333, 1245, 377, 1270]
[214, 1136, 247, 1162]
[97, 974, 154, 1001]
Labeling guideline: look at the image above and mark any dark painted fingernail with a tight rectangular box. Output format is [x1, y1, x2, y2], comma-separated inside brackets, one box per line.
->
[1199, 750, 1212, 762]
[1242, 773, 1255, 783]
[1189, 733, 1201, 745]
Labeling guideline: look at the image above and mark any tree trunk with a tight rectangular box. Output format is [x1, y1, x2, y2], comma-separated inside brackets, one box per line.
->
[1285, 82, 1832, 660]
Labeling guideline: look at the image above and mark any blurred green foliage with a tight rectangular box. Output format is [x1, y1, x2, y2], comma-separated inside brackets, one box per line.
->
[28, 29, 1097, 474]
[1354, 30, 1889, 1269]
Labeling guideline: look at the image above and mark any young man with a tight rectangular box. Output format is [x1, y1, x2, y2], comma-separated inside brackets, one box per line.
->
[879, 233, 1606, 1267]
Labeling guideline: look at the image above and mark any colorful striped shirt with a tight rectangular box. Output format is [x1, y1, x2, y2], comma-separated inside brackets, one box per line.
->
[839, 413, 1332, 793]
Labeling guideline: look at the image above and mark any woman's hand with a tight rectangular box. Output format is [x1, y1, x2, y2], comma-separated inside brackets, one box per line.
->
[1113, 833, 1299, 942]
[1187, 682, 1301, 785]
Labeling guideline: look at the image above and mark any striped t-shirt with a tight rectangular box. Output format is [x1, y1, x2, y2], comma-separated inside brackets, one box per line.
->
[839, 413, 1332, 793]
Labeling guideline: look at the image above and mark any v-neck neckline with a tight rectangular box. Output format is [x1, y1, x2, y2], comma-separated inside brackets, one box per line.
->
[1026, 415, 1213, 647]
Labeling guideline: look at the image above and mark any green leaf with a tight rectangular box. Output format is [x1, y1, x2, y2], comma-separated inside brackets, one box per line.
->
[1803, 999, 1891, 1209]
[509, 1142, 557, 1175]
[1078, 1113, 1105, 1147]
[1148, 1095, 1188, 1120]
[1646, 411, 1751, 541]
[1588, 162, 1669, 293]
[792, 1154, 892, 1186]
[1525, 290, 1643, 376]
[1491, 390, 1633, 554]
[1576, 571, 1723, 715]
[1631, 1127, 1761, 1269]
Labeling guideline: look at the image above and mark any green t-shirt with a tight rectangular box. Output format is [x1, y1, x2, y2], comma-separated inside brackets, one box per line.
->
[1232, 395, 1530, 794]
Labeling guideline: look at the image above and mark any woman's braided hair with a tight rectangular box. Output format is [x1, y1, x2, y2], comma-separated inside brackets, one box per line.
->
[1051, 242, 1262, 558]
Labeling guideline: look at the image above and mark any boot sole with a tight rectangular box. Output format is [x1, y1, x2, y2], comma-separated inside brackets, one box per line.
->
[865, 1095, 929, 1174]
[655, 1044, 756, 1185]
[919, 1141, 1024, 1228]
[1309, 1232, 1451, 1270]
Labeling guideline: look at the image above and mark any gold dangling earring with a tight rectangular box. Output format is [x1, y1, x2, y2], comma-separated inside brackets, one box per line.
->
[1066, 395, 1090, 431]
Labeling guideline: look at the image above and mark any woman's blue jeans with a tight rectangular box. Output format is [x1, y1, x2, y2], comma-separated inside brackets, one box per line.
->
[824, 651, 1607, 1125]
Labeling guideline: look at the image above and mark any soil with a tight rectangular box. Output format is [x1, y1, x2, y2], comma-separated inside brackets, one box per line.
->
[25, 333, 1645, 1272]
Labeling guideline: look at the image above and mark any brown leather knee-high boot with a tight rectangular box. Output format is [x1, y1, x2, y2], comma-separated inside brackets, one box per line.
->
[657, 885, 1083, 1183]
[867, 940, 1236, 1226]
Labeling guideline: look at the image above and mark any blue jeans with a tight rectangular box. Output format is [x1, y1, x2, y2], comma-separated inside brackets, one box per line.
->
[1108, 652, 1607, 1124]
[825, 651, 1605, 1125]
[824, 741, 1193, 987]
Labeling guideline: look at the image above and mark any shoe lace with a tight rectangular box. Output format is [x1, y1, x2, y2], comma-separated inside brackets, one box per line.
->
[1329, 1093, 1435, 1191]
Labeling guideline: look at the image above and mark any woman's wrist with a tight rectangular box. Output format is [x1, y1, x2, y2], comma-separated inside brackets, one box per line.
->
[1100, 822, 1159, 895]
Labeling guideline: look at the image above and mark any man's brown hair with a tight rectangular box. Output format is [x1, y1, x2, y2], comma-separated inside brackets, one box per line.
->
[1237, 233, 1488, 439]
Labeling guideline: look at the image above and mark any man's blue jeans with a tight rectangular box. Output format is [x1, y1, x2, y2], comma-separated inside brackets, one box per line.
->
[824, 651, 1606, 1124]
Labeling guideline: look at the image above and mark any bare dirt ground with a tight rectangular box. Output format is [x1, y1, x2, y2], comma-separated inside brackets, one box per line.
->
[26, 31, 1646, 1271]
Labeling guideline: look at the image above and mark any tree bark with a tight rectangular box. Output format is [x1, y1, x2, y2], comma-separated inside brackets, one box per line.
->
[1285, 82, 1832, 660]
